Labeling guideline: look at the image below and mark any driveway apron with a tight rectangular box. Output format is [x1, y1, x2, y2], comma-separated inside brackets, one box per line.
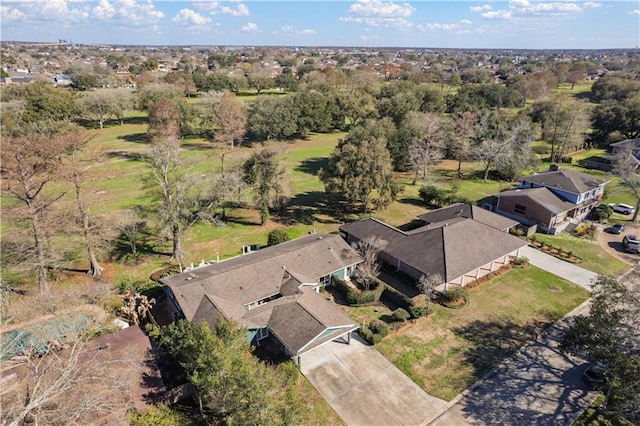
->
[301, 334, 448, 426]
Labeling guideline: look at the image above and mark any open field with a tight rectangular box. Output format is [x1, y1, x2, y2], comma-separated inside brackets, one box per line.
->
[374, 266, 590, 401]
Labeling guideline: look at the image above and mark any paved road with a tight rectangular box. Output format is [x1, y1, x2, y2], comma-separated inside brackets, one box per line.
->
[301, 334, 447, 426]
[521, 246, 598, 291]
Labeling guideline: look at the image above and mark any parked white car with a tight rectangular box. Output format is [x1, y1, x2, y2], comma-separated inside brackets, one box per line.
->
[608, 203, 635, 215]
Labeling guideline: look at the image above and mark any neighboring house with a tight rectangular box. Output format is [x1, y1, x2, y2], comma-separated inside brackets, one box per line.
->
[161, 233, 362, 366]
[495, 167, 608, 234]
[339, 203, 527, 292]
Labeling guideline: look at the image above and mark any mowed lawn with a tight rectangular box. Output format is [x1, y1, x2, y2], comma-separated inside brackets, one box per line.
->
[374, 266, 589, 401]
[531, 232, 629, 277]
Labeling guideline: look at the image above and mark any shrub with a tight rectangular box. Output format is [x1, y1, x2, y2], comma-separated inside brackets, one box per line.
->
[333, 276, 383, 306]
[408, 305, 428, 319]
[392, 308, 410, 322]
[445, 285, 466, 303]
[511, 257, 530, 268]
[560, 156, 573, 164]
[267, 229, 290, 246]
[381, 286, 414, 310]
[369, 319, 390, 337]
[371, 334, 383, 344]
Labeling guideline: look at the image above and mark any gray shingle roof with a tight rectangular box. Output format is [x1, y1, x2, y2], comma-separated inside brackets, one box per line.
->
[498, 187, 576, 215]
[340, 214, 528, 282]
[162, 233, 361, 321]
[417, 203, 518, 231]
[161, 233, 361, 356]
[521, 169, 607, 195]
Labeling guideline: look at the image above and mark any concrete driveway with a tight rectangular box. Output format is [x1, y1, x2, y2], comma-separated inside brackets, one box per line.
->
[301, 334, 447, 426]
[520, 246, 598, 291]
[430, 302, 598, 425]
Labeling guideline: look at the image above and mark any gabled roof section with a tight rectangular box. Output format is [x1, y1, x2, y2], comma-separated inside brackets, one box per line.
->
[340, 214, 527, 282]
[267, 288, 357, 356]
[161, 233, 362, 321]
[417, 203, 518, 231]
[499, 187, 577, 215]
[520, 169, 607, 195]
[610, 137, 640, 150]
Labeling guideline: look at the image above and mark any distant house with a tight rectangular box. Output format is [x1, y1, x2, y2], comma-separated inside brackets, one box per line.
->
[339, 203, 527, 292]
[495, 167, 608, 234]
[161, 234, 362, 365]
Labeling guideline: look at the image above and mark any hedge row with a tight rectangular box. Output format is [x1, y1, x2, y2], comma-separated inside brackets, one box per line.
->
[332, 276, 384, 306]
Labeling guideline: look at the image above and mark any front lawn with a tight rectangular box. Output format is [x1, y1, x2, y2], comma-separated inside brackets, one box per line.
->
[531, 232, 630, 277]
[373, 266, 589, 401]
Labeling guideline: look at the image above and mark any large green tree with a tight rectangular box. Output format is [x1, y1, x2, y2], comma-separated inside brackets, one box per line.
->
[320, 122, 400, 213]
[150, 319, 303, 425]
[246, 96, 298, 141]
[591, 96, 640, 144]
[561, 275, 640, 424]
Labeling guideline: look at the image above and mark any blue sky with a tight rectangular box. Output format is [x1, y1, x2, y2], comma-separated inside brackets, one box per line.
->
[1, 1, 639, 49]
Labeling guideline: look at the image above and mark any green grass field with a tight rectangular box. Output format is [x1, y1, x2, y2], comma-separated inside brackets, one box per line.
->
[375, 266, 589, 401]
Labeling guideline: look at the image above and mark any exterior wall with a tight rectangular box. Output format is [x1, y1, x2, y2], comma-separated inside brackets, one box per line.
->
[449, 251, 518, 288]
[496, 195, 557, 231]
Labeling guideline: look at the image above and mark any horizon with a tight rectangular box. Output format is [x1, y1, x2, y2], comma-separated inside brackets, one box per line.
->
[1, 1, 639, 50]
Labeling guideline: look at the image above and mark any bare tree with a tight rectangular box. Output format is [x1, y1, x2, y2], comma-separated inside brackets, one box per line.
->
[408, 112, 445, 185]
[449, 112, 477, 177]
[0, 132, 77, 296]
[147, 99, 180, 142]
[216, 91, 247, 150]
[473, 115, 533, 181]
[354, 236, 388, 290]
[417, 273, 442, 312]
[142, 135, 195, 260]
[63, 131, 105, 276]
[115, 207, 146, 256]
[1, 326, 134, 426]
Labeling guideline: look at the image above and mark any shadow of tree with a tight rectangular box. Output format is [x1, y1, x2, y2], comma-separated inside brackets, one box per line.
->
[453, 319, 548, 377]
[105, 150, 146, 161]
[117, 132, 148, 143]
[295, 157, 328, 176]
[453, 317, 593, 425]
[274, 191, 356, 226]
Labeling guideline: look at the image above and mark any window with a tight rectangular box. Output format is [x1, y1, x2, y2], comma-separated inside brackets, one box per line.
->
[257, 327, 269, 341]
[514, 204, 527, 214]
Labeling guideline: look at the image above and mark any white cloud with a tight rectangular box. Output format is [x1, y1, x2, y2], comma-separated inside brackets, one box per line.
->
[92, 0, 164, 26]
[419, 19, 472, 32]
[481, 10, 513, 19]
[93, 0, 115, 20]
[194, 1, 249, 17]
[241, 22, 258, 32]
[629, 9, 640, 15]
[281, 25, 317, 36]
[474, 0, 602, 20]
[341, 0, 414, 28]
[347, 0, 415, 18]
[0, 5, 26, 21]
[470, 5, 491, 13]
[172, 8, 211, 26]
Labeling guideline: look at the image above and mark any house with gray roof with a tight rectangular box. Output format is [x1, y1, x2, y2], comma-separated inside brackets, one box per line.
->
[494, 167, 608, 234]
[339, 204, 527, 292]
[161, 233, 361, 365]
